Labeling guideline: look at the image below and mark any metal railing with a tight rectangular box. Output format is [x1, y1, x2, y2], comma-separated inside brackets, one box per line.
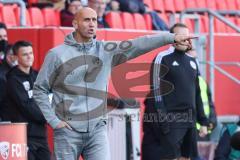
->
[0, 0, 26, 26]
[179, 8, 240, 100]
[200, 61, 240, 85]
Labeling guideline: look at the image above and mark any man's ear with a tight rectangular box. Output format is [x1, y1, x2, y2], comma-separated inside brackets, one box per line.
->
[72, 20, 78, 29]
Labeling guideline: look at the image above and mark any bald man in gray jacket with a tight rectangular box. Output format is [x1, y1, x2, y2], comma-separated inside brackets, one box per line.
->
[33, 7, 195, 160]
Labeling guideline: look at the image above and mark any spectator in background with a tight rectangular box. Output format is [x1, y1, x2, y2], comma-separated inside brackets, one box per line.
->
[117, 0, 145, 13]
[106, 0, 120, 12]
[37, 0, 66, 10]
[116, 0, 168, 31]
[0, 23, 8, 63]
[4, 41, 51, 160]
[0, 23, 17, 121]
[0, 45, 17, 121]
[144, 4, 169, 31]
[88, 0, 110, 28]
[60, 0, 82, 27]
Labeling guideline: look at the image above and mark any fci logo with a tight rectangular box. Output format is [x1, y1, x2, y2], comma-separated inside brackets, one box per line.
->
[0, 142, 9, 160]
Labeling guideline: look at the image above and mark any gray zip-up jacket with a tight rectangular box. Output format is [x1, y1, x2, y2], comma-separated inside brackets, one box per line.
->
[33, 32, 175, 132]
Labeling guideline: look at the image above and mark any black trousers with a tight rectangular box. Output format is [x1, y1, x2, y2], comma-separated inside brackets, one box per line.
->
[28, 137, 51, 160]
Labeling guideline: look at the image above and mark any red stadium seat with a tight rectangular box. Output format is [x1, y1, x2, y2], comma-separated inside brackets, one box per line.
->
[14, 7, 32, 26]
[55, 10, 61, 27]
[121, 12, 135, 29]
[1, 6, 17, 27]
[28, 7, 45, 27]
[236, 0, 240, 9]
[236, 17, 240, 26]
[225, 0, 238, 10]
[105, 12, 123, 29]
[152, 0, 164, 12]
[196, 0, 207, 8]
[185, 0, 197, 9]
[214, 18, 227, 33]
[200, 16, 209, 33]
[144, 14, 153, 30]
[216, 0, 228, 10]
[28, 0, 38, 5]
[205, 0, 217, 10]
[143, 0, 153, 11]
[158, 13, 169, 26]
[133, 13, 147, 30]
[174, 0, 185, 13]
[185, 19, 194, 32]
[42, 8, 58, 26]
[164, 0, 175, 12]
[0, 12, 2, 23]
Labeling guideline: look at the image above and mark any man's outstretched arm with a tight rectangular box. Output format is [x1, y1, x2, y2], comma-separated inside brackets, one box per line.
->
[110, 32, 195, 66]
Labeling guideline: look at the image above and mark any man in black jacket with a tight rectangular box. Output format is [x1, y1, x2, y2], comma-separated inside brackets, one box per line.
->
[142, 23, 209, 160]
[4, 41, 51, 160]
[0, 45, 17, 120]
[0, 23, 18, 121]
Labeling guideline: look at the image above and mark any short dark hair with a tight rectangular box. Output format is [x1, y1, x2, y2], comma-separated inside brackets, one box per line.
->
[0, 23, 7, 30]
[170, 23, 188, 33]
[13, 40, 32, 55]
[65, 0, 81, 10]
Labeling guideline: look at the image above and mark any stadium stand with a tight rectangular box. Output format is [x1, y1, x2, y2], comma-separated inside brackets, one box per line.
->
[0, 0, 239, 32]
[174, 0, 185, 13]
[28, 7, 45, 27]
[152, 0, 164, 13]
[42, 8, 59, 26]
[105, 11, 124, 29]
[133, 13, 147, 30]
[1, 5, 17, 27]
[14, 7, 32, 26]
[121, 12, 135, 29]
[144, 14, 153, 30]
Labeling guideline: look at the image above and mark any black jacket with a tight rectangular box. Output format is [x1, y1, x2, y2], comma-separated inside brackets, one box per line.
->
[0, 61, 12, 120]
[214, 130, 231, 160]
[4, 66, 47, 138]
[145, 48, 208, 127]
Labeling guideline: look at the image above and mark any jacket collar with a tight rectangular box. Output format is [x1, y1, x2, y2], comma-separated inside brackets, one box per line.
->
[64, 32, 96, 51]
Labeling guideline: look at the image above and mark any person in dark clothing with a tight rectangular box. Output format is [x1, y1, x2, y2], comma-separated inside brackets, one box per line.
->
[0, 45, 17, 121]
[117, 0, 145, 13]
[88, 0, 110, 28]
[0, 22, 8, 63]
[4, 41, 51, 160]
[144, 4, 169, 31]
[142, 23, 209, 160]
[187, 50, 217, 138]
[105, 0, 120, 12]
[214, 121, 240, 160]
[187, 50, 217, 160]
[60, 0, 82, 27]
[231, 131, 240, 151]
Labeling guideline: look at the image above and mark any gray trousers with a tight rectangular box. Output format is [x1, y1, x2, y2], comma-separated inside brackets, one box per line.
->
[53, 121, 110, 160]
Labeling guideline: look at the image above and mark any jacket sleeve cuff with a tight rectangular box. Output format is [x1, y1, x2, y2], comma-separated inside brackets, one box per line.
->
[49, 118, 61, 129]
[165, 33, 175, 44]
[199, 118, 209, 126]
